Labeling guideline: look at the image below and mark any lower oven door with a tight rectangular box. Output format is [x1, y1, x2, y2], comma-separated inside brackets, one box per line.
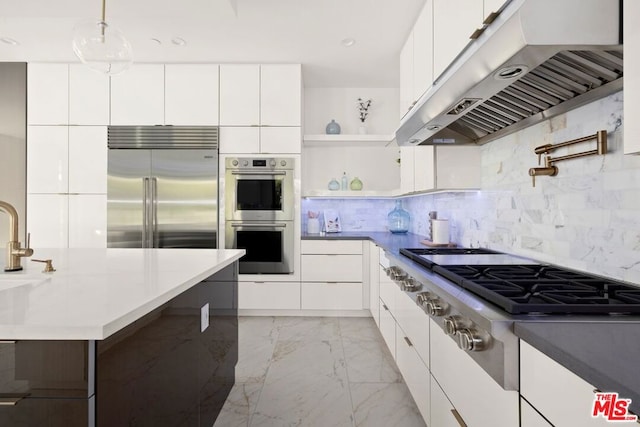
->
[225, 221, 294, 274]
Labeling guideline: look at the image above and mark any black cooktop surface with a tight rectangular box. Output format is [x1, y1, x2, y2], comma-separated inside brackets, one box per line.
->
[400, 248, 640, 315]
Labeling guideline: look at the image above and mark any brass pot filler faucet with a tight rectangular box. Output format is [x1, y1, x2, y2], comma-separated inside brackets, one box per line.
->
[528, 130, 607, 187]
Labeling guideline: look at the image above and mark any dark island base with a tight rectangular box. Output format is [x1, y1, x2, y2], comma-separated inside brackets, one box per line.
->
[0, 263, 238, 427]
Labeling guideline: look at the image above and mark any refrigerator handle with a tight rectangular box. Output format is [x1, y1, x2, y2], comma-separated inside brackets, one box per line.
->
[142, 177, 150, 248]
[152, 177, 159, 248]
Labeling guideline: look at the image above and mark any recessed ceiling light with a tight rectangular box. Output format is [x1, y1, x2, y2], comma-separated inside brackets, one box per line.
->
[494, 65, 529, 80]
[150, 38, 162, 45]
[0, 37, 20, 46]
[341, 38, 356, 47]
[171, 37, 187, 46]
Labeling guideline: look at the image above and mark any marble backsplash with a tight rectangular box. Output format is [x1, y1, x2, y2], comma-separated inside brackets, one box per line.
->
[302, 91, 640, 284]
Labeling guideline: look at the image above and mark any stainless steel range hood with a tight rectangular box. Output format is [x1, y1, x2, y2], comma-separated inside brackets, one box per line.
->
[396, 0, 623, 146]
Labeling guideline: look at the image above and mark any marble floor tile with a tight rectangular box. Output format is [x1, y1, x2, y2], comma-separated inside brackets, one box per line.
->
[338, 317, 381, 341]
[343, 338, 402, 384]
[350, 382, 427, 427]
[213, 382, 263, 427]
[274, 316, 341, 342]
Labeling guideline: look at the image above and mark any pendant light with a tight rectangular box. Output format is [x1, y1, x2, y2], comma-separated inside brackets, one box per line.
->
[72, 0, 133, 75]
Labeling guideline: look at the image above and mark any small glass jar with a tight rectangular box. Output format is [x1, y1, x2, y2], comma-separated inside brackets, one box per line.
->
[387, 200, 410, 234]
[350, 177, 363, 191]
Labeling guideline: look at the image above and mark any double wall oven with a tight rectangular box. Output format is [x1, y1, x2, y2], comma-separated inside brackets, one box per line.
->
[225, 157, 295, 274]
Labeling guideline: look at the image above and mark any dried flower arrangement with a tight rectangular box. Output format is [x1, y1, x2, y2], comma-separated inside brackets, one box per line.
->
[357, 98, 372, 123]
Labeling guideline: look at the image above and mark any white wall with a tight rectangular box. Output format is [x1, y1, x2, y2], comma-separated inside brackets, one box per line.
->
[304, 87, 399, 135]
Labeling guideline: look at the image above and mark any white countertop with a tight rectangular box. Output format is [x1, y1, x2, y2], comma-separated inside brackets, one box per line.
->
[0, 248, 244, 340]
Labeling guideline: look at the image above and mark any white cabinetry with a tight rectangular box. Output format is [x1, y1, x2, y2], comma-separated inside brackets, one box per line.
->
[68, 64, 110, 125]
[521, 398, 553, 427]
[165, 64, 219, 125]
[301, 240, 364, 311]
[624, 0, 640, 154]
[430, 376, 461, 427]
[401, 145, 480, 193]
[219, 65, 261, 126]
[368, 242, 381, 326]
[238, 281, 301, 310]
[68, 126, 107, 194]
[260, 64, 302, 126]
[68, 194, 107, 248]
[399, 0, 433, 118]
[396, 323, 430, 421]
[27, 126, 68, 194]
[520, 340, 618, 427]
[430, 317, 519, 427]
[110, 64, 165, 125]
[27, 64, 68, 125]
[433, 0, 483, 80]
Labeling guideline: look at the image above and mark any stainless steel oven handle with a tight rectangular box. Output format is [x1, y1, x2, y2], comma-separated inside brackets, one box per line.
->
[230, 170, 287, 176]
[230, 223, 287, 228]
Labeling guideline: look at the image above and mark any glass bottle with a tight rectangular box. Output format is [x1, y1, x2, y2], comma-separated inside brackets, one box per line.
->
[341, 172, 348, 190]
[387, 200, 410, 234]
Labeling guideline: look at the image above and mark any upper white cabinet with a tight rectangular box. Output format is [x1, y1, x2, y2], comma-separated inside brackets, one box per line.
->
[69, 64, 110, 125]
[401, 145, 480, 194]
[110, 64, 165, 125]
[260, 64, 302, 126]
[433, 0, 483, 80]
[624, 0, 640, 154]
[260, 126, 301, 153]
[68, 126, 107, 194]
[400, 0, 433, 118]
[27, 126, 68, 194]
[165, 64, 220, 125]
[219, 65, 261, 126]
[27, 64, 69, 125]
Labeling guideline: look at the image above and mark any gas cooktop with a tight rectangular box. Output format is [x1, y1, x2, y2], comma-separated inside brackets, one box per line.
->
[400, 247, 640, 315]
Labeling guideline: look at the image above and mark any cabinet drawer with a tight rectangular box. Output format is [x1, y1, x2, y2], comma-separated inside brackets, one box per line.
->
[521, 397, 553, 427]
[301, 282, 363, 310]
[520, 340, 615, 427]
[301, 240, 363, 255]
[0, 395, 91, 427]
[430, 319, 519, 427]
[379, 299, 396, 359]
[430, 375, 461, 427]
[395, 291, 429, 368]
[301, 254, 363, 282]
[238, 281, 300, 310]
[396, 324, 430, 422]
[379, 267, 398, 312]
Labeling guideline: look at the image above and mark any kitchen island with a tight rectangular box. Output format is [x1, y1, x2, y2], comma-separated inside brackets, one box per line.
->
[0, 248, 244, 427]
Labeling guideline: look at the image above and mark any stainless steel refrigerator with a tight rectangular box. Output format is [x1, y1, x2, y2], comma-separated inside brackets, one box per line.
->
[107, 126, 218, 248]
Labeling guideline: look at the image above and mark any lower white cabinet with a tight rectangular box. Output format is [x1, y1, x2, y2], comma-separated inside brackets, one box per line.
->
[521, 398, 553, 427]
[379, 300, 396, 358]
[68, 195, 107, 248]
[394, 290, 429, 368]
[430, 375, 461, 427]
[300, 240, 364, 311]
[430, 318, 519, 427]
[368, 242, 381, 326]
[396, 323, 430, 422]
[520, 340, 622, 427]
[238, 281, 300, 310]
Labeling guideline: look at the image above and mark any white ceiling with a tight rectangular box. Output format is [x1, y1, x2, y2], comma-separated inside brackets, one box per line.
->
[0, 0, 426, 87]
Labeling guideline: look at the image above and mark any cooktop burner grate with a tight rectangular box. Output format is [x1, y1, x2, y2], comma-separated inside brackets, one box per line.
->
[434, 264, 640, 315]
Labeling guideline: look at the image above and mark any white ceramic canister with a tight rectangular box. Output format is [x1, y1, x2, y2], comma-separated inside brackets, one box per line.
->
[431, 219, 450, 244]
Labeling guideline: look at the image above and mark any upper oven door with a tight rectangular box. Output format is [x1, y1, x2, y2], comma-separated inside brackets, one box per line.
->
[225, 158, 294, 221]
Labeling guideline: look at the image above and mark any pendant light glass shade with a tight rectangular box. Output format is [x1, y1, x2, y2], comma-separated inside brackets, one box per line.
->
[72, 20, 133, 75]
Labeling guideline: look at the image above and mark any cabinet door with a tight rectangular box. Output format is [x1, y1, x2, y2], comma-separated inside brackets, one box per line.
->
[624, 0, 640, 154]
[301, 254, 363, 282]
[219, 65, 260, 126]
[27, 64, 68, 125]
[430, 318, 519, 427]
[0, 397, 90, 427]
[260, 127, 301, 154]
[520, 340, 615, 427]
[430, 375, 462, 427]
[413, 0, 433, 101]
[433, 0, 483, 80]
[369, 244, 381, 326]
[27, 194, 68, 248]
[218, 127, 260, 154]
[110, 64, 164, 125]
[69, 64, 110, 125]
[396, 324, 430, 423]
[301, 282, 363, 310]
[260, 64, 301, 126]
[165, 64, 220, 125]
[399, 32, 414, 119]
[379, 299, 396, 359]
[68, 126, 107, 194]
[521, 397, 553, 427]
[395, 291, 429, 368]
[238, 281, 300, 310]
[484, 0, 505, 17]
[400, 147, 416, 194]
[27, 126, 68, 194]
[68, 194, 107, 248]
[414, 146, 435, 192]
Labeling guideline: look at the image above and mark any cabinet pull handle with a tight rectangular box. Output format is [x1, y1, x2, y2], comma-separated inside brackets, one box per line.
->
[483, 11, 500, 25]
[470, 28, 484, 40]
[382, 304, 389, 311]
[451, 409, 467, 427]
[0, 341, 16, 344]
[0, 394, 29, 406]
[404, 336, 413, 347]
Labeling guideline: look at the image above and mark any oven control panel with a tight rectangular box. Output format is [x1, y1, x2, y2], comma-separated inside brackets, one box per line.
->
[226, 157, 293, 170]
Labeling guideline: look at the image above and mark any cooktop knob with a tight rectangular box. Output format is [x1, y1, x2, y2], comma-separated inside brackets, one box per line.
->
[401, 277, 422, 292]
[457, 328, 489, 352]
[425, 297, 446, 317]
[416, 292, 432, 307]
[443, 315, 467, 336]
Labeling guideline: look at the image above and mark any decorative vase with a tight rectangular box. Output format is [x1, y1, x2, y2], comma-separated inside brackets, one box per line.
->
[350, 177, 363, 191]
[325, 119, 341, 135]
[358, 125, 367, 135]
[328, 178, 340, 191]
[387, 200, 410, 234]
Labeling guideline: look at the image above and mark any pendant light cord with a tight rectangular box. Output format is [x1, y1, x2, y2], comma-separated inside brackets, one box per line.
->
[101, 0, 106, 22]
